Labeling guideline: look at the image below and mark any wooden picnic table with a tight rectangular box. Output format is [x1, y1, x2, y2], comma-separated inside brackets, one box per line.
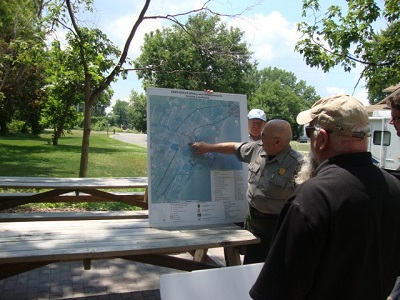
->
[0, 176, 148, 211]
[0, 217, 260, 280]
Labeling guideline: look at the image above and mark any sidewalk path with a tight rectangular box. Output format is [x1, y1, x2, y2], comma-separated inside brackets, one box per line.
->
[110, 133, 147, 148]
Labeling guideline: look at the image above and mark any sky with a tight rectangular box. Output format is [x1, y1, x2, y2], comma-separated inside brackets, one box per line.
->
[79, 0, 383, 110]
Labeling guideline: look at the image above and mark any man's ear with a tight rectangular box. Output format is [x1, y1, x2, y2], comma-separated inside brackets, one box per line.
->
[317, 129, 330, 150]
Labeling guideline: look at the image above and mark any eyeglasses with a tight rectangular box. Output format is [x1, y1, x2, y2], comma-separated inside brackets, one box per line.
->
[249, 120, 265, 127]
[390, 116, 400, 122]
[305, 126, 316, 138]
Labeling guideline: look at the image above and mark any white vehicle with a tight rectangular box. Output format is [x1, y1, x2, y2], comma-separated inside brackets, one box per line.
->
[368, 109, 400, 172]
[297, 124, 310, 143]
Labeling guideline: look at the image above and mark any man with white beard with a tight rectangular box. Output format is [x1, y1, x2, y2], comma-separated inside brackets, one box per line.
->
[250, 94, 400, 300]
[294, 150, 318, 185]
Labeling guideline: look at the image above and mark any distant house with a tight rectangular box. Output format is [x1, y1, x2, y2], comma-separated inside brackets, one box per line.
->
[383, 83, 400, 94]
[365, 103, 389, 116]
[365, 83, 400, 116]
[380, 83, 400, 104]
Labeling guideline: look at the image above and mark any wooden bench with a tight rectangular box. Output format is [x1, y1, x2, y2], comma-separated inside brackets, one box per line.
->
[0, 218, 260, 280]
[0, 210, 148, 222]
[0, 177, 148, 210]
[0, 191, 147, 209]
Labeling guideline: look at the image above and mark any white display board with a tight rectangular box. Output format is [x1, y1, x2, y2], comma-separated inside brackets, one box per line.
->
[160, 263, 264, 300]
[147, 88, 248, 228]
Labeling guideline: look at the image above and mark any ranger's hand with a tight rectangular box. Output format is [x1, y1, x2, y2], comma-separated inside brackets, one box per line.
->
[190, 142, 210, 155]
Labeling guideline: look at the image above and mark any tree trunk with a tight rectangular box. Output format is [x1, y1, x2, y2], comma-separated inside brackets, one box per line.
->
[53, 94, 74, 146]
[53, 129, 61, 145]
[79, 72, 94, 178]
[0, 119, 8, 134]
[79, 101, 91, 177]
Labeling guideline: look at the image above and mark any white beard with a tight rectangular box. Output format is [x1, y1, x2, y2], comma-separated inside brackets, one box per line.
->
[294, 151, 318, 185]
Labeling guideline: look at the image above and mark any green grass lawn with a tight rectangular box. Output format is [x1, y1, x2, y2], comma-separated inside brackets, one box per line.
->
[0, 130, 147, 177]
[0, 130, 147, 211]
[290, 140, 310, 154]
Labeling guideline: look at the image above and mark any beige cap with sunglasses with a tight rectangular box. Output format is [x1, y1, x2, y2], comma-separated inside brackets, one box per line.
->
[296, 94, 370, 139]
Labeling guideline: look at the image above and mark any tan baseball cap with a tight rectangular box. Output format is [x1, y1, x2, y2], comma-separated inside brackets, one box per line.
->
[296, 94, 370, 138]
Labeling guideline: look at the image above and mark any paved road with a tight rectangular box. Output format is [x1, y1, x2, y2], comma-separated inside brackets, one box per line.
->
[110, 133, 147, 148]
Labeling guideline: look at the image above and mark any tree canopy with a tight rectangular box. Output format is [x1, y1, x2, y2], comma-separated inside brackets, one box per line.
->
[363, 21, 400, 102]
[130, 12, 320, 137]
[295, 0, 400, 103]
[248, 67, 319, 137]
[128, 91, 147, 133]
[134, 12, 257, 95]
[41, 26, 118, 145]
[0, 0, 46, 134]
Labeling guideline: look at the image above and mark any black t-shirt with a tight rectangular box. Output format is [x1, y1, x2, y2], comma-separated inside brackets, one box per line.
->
[250, 152, 400, 300]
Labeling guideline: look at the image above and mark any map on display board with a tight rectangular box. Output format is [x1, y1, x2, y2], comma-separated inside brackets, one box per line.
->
[147, 88, 248, 228]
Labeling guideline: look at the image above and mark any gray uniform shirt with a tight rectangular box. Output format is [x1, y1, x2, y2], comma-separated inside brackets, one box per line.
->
[249, 134, 260, 142]
[234, 142, 303, 214]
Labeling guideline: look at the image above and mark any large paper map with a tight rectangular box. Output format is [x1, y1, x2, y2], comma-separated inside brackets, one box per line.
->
[147, 88, 248, 228]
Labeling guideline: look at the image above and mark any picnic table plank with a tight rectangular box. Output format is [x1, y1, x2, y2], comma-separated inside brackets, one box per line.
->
[0, 219, 259, 267]
[0, 210, 148, 221]
[0, 176, 148, 189]
[0, 176, 149, 210]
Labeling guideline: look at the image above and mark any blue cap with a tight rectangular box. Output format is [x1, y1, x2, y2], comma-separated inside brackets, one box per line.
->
[247, 109, 267, 122]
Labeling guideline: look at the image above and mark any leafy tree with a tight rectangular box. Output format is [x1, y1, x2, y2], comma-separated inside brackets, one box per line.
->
[295, 0, 400, 104]
[107, 113, 119, 128]
[91, 116, 110, 131]
[93, 89, 112, 117]
[363, 21, 400, 102]
[134, 12, 257, 94]
[128, 91, 147, 133]
[248, 67, 320, 138]
[0, 0, 46, 134]
[42, 28, 113, 145]
[42, 38, 113, 145]
[42, 40, 84, 145]
[44, 0, 124, 176]
[112, 100, 130, 129]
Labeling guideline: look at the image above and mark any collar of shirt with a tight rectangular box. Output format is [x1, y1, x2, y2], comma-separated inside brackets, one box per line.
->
[264, 145, 292, 164]
[315, 152, 372, 176]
